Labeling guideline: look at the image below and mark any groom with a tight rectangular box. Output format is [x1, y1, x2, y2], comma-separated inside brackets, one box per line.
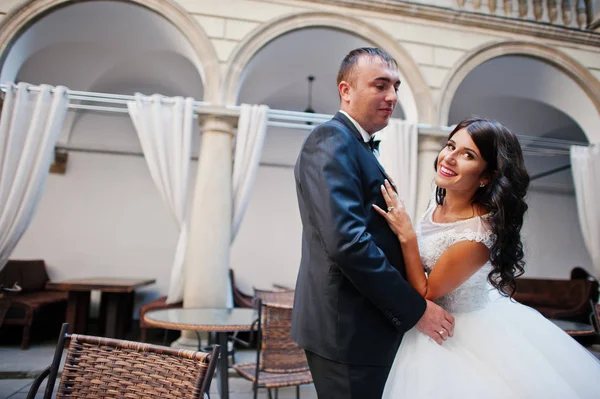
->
[292, 48, 455, 398]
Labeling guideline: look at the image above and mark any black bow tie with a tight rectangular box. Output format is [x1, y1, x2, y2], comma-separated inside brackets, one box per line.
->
[367, 137, 381, 152]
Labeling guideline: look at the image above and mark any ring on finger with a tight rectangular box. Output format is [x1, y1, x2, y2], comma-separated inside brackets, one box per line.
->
[387, 206, 395, 212]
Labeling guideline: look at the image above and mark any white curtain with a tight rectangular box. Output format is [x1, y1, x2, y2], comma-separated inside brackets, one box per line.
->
[128, 94, 194, 304]
[378, 119, 419, 222]
[570, 144, 600, 279]
[0, 82, 69, 271]
[231, 104, 269, 241]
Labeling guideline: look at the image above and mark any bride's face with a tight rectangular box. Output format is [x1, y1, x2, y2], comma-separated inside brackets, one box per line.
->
[435, 128, 489, 193]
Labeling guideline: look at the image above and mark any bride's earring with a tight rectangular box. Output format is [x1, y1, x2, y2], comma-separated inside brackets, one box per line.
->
[479, 182, 486, 188]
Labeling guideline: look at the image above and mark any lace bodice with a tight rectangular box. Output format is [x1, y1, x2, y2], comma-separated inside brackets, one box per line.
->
[415, 198, 496, 313]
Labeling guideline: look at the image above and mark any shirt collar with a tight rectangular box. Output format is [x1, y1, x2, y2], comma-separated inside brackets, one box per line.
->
[339, 110, 372, 143]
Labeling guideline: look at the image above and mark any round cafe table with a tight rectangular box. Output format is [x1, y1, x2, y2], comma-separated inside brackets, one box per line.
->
[144, 307, 258, 399]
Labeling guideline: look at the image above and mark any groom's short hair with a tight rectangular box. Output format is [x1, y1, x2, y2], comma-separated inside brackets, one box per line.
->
[336, 47, 398, 86]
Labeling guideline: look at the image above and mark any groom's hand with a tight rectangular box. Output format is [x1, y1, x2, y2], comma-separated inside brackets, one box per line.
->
[415, 300, 455, 345]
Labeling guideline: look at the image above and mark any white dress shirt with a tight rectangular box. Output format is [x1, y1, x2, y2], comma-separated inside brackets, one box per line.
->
[339, 110, 380, 159]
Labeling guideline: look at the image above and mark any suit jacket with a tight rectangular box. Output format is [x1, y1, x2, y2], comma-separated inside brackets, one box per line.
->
[291, 112, 427, 367]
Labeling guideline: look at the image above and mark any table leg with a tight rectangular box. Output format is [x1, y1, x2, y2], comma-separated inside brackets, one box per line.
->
[216, 332, 230, 399]
[65, 291, 90, 334]
[0, 297, 11, 327]
[123, 292, 135, 333]
[101, 292, 127, 338]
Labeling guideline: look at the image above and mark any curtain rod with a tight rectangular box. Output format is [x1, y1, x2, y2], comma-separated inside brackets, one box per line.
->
[0, 84, 588, 150]
[530, 164, 572, 181]
[55, 144, 572, 182]
[53, 144, 577, 181]
[54, 144, 295, 168]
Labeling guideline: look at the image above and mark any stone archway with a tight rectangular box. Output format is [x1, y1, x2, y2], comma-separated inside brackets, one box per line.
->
[438, 40, 600, 141]
[0, 0, 221, 102]
[222, 11, 434, 123]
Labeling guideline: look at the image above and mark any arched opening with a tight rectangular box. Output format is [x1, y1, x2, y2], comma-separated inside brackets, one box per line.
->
[3, 0, 212, 303]
[229, 25, 423, 290]
[223, 12, 433, 121]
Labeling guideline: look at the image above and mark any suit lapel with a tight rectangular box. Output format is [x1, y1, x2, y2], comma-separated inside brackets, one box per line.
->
[333, 112, 396, 188]
[370, 150, 395, 187]
[333, 112, 363, 143]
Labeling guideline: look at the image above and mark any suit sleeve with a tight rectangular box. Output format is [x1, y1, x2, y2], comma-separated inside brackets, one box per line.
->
[297, 124, 427, 332]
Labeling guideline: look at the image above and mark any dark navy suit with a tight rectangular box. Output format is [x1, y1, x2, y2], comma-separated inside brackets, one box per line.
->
[292, 112, 427, 398]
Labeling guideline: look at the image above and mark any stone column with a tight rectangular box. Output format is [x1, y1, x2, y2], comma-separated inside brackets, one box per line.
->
[589, 0, 600, 30]
[172, 115, 234, 348]
[415, 135, 445, 219]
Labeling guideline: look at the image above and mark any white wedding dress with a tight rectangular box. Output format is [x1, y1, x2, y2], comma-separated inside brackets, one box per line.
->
[383, 199, 600, 398]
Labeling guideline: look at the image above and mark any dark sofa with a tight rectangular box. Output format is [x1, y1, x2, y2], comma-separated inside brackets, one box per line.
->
[0, 259, 67, 348]
[513, 268, 599, 322]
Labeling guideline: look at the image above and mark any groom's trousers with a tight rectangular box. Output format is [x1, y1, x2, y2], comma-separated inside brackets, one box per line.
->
[305, 350, 391, 399]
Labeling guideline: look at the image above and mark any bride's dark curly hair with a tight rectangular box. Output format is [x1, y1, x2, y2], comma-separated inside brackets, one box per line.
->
[434, 117, 530, 297]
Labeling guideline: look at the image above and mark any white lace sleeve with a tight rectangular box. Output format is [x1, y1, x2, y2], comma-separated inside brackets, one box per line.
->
[417, 212, 495, 270]
[450, 221, 495, 249]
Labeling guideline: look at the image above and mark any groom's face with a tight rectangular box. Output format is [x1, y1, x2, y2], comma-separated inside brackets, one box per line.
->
[340, 55, 400, 134]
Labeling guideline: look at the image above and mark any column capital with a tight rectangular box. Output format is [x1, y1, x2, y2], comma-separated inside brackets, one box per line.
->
[200, 115, 235, 136]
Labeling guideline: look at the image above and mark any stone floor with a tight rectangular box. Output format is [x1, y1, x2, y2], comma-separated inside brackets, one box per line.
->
[1, 329, 599, 399]
[0, 377, 318, 399]
[0, 338, 317, 399]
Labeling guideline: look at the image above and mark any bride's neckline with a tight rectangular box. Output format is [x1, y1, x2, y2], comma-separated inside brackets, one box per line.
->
[428, 204, 491, 226]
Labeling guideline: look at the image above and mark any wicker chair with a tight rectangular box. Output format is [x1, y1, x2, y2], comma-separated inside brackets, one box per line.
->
[27, 323, 220, 399]
[253, 288, 295, 308]
[232, 300, 312, 399]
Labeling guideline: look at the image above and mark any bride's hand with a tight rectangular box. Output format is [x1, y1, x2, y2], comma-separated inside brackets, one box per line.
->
[373, 180, 416, 243]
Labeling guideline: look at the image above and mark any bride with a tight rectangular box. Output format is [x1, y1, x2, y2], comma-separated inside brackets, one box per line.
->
[374, 117, 600, 398]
